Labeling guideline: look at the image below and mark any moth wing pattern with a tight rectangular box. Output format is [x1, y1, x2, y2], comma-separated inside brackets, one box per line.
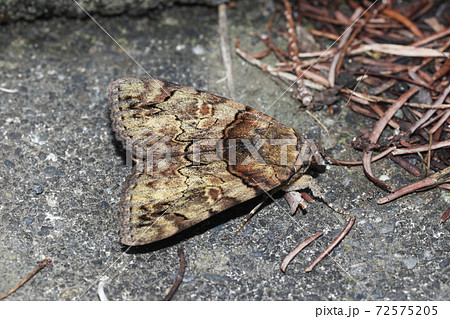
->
[110, 77, 246, 160]
[109, 77, 309, 245]
[118, 157, 261, 245]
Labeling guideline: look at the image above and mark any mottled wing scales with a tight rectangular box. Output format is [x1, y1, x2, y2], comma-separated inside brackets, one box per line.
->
[109, 78, 245, 160]
[109, 77, 306, 245]
[120, 159, 260, 245]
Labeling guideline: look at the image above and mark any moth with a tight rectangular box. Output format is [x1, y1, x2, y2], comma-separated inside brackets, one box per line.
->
[109, 78, 327, 246]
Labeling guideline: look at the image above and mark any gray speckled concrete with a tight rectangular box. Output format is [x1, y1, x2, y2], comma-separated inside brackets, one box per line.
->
[0, 1, 448, 300]
[0, 0, 226, 23]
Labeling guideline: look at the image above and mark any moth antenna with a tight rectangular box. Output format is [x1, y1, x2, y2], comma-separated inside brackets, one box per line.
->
[320, 198, 349, 215]
[236, 195, 269, 232]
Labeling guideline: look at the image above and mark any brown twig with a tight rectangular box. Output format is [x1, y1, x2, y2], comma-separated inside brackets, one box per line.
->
[280, 232, 323, 273]
[382, 8, 424, 38]
[388, 153, 421, 177]
[377, 166, 450, 204]
[0, 256, 52, 300]
[353, 71, 438, 92]
[330, 7, 365, 86]
[362, 86, 420, 191]
[163, 247, 186, 301]
[236, 40, 330, 88]
[305, 217, 356, 272]
[349, 43, 449, 58]
[283, 0, 312, 106]
[440, 207, 450, 224]
[391, 139, 450, 156]
[340, 88, 450, 109]
[411, 26, 450, 47]
[405, 85, 450, 138]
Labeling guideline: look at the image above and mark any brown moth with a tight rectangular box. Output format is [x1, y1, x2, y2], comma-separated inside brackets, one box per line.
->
[109, 78, 325, 246]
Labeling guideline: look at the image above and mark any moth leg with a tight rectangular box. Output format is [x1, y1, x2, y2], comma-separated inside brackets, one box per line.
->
[283, 174, 348, 215]
[283, 174, 323, 195]
[236, 194, 268, 232]
[284, 191, 309, 215]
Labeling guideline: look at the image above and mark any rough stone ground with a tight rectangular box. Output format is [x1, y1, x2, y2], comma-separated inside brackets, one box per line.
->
[0, 0, 227, 23]
[0, 1, 448, 300]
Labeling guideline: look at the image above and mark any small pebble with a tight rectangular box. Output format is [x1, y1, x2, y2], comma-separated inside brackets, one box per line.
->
[402, 257, 417, 269]
[380, 224, 395, 234]
[4, 160, 15, 168]
[192, 45, 205, 55]
[24, 217, 34, 224]
[44, 166, 56, 174]
[32, 185, 44, 195]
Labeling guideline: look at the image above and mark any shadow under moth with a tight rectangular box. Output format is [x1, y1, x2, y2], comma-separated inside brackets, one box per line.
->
[109, 77, 328, 246]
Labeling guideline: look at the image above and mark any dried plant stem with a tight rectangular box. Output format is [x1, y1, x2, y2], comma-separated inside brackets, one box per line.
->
[363, 86, 420, 191]
[280, 232, 323, 273]
[236, 41, 329, 88]
[391, 139, 450, 155]
[440, 207, 450, 224]
[0, 256, 51, 300]
[305, 217, 356, 272]
[340, 88, 450, 109]
[378, 166, 450, 204]
[163, 247, 186, 301]
[283, 0, 312, 105]
[382, 8, 423, 38]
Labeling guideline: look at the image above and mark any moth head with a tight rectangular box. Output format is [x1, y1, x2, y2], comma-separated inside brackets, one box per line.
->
[308, 141, 326, 167]
[294, 139, 325, 173]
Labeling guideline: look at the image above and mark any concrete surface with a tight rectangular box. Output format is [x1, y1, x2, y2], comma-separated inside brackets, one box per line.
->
[0, 0, 448, 300]
[0, 0, 226, 23]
